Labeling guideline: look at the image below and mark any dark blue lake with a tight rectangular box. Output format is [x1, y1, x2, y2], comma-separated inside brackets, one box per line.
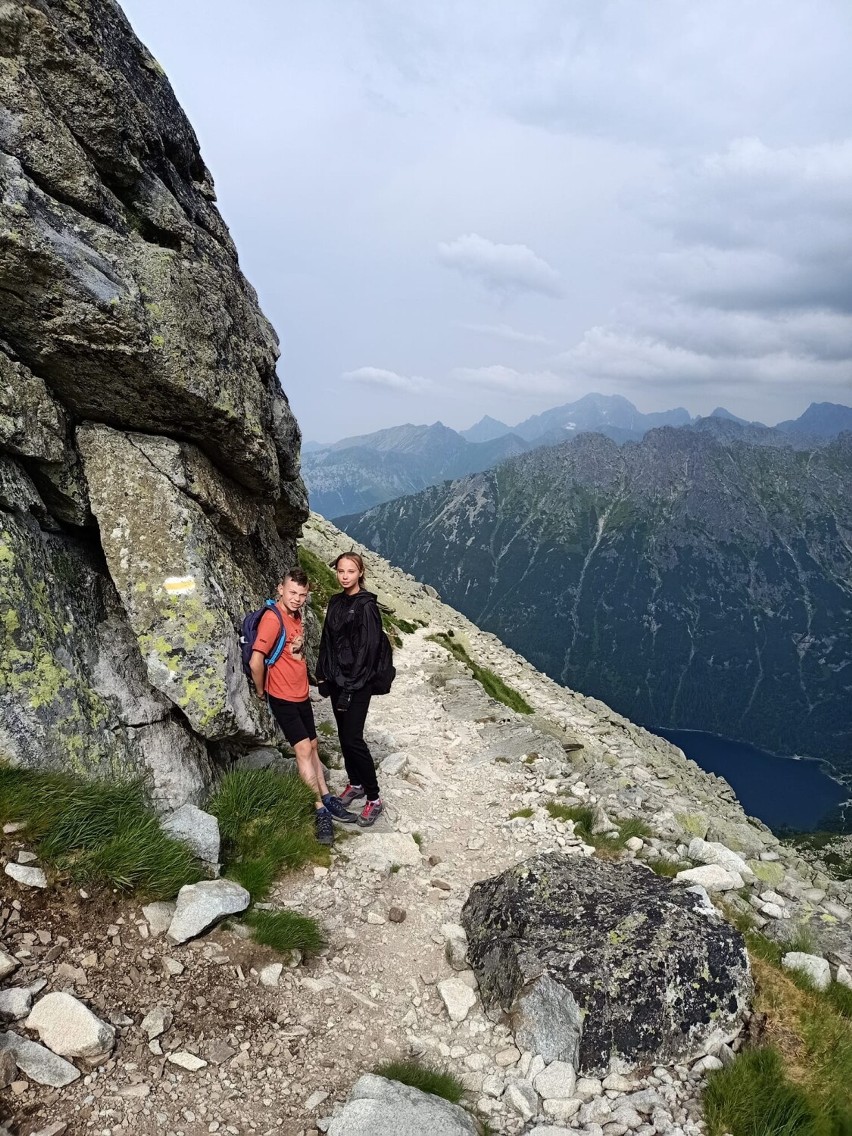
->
[652, 728, 850, 833]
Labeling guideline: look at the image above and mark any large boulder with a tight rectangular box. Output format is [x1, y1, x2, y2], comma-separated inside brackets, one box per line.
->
[327, 1074, 480, 1136]
[461, 853, 752, 1075]
[0, 0, 307, 802]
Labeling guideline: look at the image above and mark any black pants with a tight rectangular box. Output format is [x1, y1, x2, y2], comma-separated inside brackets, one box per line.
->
[330, 684, 380, 800]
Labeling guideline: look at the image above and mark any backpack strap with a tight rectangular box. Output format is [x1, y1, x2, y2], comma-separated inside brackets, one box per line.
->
[263, 600, 288, 667]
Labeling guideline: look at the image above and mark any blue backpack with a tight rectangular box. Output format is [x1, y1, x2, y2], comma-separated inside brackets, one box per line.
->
[239, 600, 287, 681]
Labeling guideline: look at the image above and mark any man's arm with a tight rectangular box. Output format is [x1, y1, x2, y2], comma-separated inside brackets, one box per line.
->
[249, 650, 266, 699]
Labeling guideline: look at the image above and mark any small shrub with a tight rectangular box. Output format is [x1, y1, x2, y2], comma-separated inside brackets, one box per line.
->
[373, 1059, 464, 1104]
[317, 721, 335, 737]
[390, 863, 402, 873]
[245, 909, 326, 954]
[509, 807, 534, 819]
[703, 1047, 822, 1136]
[0, 766, 201, 899]
[412, 832, 424, 848]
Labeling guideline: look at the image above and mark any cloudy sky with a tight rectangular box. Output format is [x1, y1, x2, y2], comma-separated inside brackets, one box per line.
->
[122, 0, 852, 441]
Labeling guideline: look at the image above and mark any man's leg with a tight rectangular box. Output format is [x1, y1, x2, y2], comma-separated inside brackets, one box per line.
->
[292, 737, 328, 806]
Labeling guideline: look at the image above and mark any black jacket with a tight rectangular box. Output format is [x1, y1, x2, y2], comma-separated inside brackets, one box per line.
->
[318, 590, 384, 692]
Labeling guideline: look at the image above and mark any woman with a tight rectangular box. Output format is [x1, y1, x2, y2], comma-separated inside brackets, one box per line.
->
[317, 552, 385, 827]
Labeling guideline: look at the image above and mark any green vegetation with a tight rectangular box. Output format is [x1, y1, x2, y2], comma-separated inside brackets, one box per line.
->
[644, 855, 688, 878]
[297, 546, 339, 615]
[545, 802, 656, 856]
[244, 909, 326, 954]
[704, 1048, 827, 1136]
[619, 818, 652, 841]
[317, 721, 335, 737]
[428, 633, 533, 714]
[208, 768, 320, 902]
[509, 807, 534, 819]
[703, 933, 852, 1135]
[373, 1059, 465, 1104]
[0, 766, 202, 899]
[412, 831, 424, 848]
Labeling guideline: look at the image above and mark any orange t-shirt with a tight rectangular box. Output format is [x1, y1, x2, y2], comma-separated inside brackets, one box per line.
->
[252, 606, 309, 702]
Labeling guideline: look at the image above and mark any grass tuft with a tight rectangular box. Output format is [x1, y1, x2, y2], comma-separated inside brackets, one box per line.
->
[428, 633, 533, 714]
[826, 983, 852, 1020]
[509, 807, 534, 819]
[545, 800, 593, 829]
[703, 1047, 825, 1136]
[704, 942, 852, 1135]
[373, 1059, 465, 1104]
[643, 856, 688, 878]
[619, 818, 652, 841]
[245, 909, 326, 954]
[208, 769, 319, 901]
[0, 766, 202, 899]
[412, 831, 424, 848]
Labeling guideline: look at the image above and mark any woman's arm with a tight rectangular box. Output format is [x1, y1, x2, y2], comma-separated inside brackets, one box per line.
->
[347, 599, 383, 691]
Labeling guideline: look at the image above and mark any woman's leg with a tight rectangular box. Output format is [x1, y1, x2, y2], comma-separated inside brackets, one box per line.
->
[330, 684, 360, 790]
[336, 690, 380, 800]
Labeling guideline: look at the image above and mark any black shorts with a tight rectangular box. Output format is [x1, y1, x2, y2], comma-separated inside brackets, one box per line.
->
[267, 696, 317, 747]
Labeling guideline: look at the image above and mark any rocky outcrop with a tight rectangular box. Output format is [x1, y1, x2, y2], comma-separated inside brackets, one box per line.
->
[461, 853, 751, 1075]
[0, 0, 307, 805]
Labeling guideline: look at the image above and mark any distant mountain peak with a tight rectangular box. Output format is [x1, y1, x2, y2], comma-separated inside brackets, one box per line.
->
[776, 402, 852, 438]
[461, 415, 511, 444]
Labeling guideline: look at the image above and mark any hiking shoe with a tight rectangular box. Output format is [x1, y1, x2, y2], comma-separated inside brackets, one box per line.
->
[324, 795, 358, 824]
[315, 808, 334, 846]
[356, 798, 384, 828]
[339, 783, 366, 807]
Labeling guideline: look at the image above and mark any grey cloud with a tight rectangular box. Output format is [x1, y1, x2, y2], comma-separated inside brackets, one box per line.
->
[438, 234, 562, 298]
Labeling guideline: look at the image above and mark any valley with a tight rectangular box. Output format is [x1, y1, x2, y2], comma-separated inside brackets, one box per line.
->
[343, 426, 852, 786]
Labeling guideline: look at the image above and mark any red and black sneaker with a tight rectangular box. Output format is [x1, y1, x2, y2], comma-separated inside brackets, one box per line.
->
[339, 783, 366, 807]
[356, 798, 384, 828]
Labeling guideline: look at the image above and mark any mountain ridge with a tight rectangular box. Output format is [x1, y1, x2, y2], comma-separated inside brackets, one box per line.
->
[342, 426, 852, 776]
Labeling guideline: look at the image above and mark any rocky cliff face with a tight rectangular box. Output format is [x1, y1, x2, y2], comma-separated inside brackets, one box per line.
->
[344, 427, 852, 776]
[0, 0, 307, 806]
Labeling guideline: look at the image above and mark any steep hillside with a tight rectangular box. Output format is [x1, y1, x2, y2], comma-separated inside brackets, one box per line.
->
[344, 427, 852, 775]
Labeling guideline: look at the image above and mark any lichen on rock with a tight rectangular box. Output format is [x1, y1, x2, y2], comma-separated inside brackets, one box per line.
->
[0, 0, 306, 802]
[461, 852, 752, 1075]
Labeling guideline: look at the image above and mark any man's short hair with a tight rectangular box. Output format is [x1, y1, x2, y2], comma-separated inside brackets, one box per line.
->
[282, 567, 309, 588]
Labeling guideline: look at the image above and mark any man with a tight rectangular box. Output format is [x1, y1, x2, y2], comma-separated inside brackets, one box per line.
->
[249, 567, 356, 845]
